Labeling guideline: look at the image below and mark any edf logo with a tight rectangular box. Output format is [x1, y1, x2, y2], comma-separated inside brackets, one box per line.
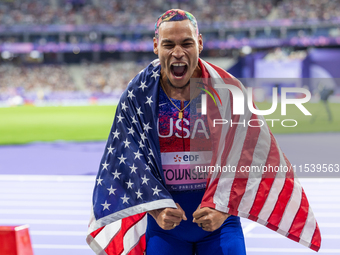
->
[183, 155, 199, 162]
[174, 154, 200, 162]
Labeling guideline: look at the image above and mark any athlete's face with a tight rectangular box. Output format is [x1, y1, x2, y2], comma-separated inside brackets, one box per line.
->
[153, 20, 203, 88]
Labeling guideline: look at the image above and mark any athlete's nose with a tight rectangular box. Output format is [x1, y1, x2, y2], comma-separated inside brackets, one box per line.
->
[172, 45, 185, 59]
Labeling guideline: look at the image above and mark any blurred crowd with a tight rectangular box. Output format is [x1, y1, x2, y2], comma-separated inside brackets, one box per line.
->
[82, 61, 146, 93]
[1, 0, 339, 26]
[0, 61, 147, 102]
[0, 64, 77, 96]
[276, 0, 340, 21]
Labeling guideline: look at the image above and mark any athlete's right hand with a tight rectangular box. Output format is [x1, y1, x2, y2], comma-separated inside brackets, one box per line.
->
[148, 203, 187, 230]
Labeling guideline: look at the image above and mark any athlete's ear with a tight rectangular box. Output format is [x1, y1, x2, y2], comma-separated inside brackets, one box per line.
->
[198, 34, 203, 54]
[153, 37, 158, 55]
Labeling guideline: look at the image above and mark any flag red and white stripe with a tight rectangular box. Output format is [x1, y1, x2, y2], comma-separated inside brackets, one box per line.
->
[200, 59, 321, 251]
[87, 211, 147, 255]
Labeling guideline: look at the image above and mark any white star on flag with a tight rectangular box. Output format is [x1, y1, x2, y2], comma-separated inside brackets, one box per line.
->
[127, 90, 135, 100]
[123, 138, 131, 148]
[131, 116, 138, 124]
[118, 154, 127, 164]
[145, 164, 151, 171]
[145, 96, 153, 106]
[102, 161, 109, 170]
[101, 200, 111, 211]
[151, 70, 160, 80]
[152, 186, 161, 196]
[138, 140, 145, 149]
[135, 189, 143, 199]
[117, 113, 124, 123]
[125, 179, 134, 189]
[148, 150, 154, 157]
[136, 107, 143, 116]
[141, 175, 150, 185]
[107, 145, 114, 154]
[140, 133, 147, 142]
[121, 102, 128, 111]
[96, 177, 103, 186]
[121, 194, 129, 204]
[112, 130, 120, 140]
[139, 81, 147, 91]
[129, 164, 138, 174]
[143, 122, 152, 133]
[112, 169, 121, 180]
[127, 126, 135, 136]
[134, 150, 142, 160]
[107, 186, 117, 195]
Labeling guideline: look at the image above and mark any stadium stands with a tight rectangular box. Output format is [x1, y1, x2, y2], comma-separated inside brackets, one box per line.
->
[0, 61, 147, 104]
[1, 0, 340, 26]
[0, 0, 339, 104]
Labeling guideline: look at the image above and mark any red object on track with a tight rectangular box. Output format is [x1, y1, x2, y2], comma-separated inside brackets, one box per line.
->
[0, 225, 34, 255]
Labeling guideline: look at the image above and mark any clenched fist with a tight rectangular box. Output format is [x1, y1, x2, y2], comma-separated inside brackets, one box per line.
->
[193, 204, 230, 232]
[148, 203, 187, 230]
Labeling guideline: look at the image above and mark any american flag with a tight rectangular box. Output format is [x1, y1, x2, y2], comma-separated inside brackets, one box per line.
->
[87, 59, 321, 254]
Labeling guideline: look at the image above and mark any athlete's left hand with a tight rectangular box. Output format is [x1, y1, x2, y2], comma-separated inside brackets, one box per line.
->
[192, 204, 230, 232]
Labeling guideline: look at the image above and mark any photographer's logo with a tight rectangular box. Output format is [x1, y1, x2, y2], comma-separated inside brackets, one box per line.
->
[198, 83, 312, 128]
[200, 85, 311, 116]
[198, 83, 222, 115]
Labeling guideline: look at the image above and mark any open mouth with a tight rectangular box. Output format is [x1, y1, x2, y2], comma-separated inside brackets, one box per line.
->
[170, 63, 188, 78]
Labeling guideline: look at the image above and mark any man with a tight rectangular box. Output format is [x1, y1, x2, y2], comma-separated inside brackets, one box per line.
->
[145, 9, 246, 254]
[87, 9, 320, 255]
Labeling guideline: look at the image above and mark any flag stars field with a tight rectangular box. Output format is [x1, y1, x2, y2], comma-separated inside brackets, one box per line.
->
[135, 189, 143, 199]
[107, 145, 114, 154]
[152, 186, 161, 196]
[136, 107, 143, 116]
[107, 186, 117, 195]
[143, 122, 152, 133]
[139, 81, 147, 91]
[121, 194, 129, 204]
[125, 179, 134, 189]
[140, 133, 147, 142]
[141, 175, 150, 185]
[145, 96, 153, 106]
[112, 170, 121, 180]
[102, 161, 109, 170]
[121, 102, 128, 111]
[134, 150, 142, 160]
[127, 126, 135, 136]
[127, 90, 135, 100]
[116, 113, 124, 123]
[112, 129, 120, 140]
[101, 200, 111, 211]
[139, 140, 145, 149]
[151, 70, 160, 80]
[147, 157, 153, 165]
[123, 138, 131, 148]
[131, 115, 138, 124]
[129, 164, 138, 174]
[96, 177, 103, 186]
[118, 154, 127, 164]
